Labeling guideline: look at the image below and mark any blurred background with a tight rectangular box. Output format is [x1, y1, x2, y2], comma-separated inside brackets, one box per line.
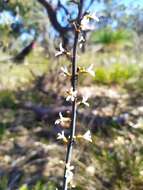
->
[0, 0, 143, 189]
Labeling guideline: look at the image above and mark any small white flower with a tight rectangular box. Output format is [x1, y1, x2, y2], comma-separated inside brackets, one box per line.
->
[82, 130, 92, 142]
[55, 112, 71, 126]
[57, 131, 68, 143]
[79, 35, 86, 43]
[81, 96, 90, 107]
[55, 43, 65, 57]
[79, 43, 83, 49]
[65, 163, 74, 185]
[79, 35, 86, 49]
[66, 88, 77, 102]
[55, 43, 71, 57]
[86, 64, 95, 77]
[131, 118, 143, 129]
[81, 13, 99, 31]
[66, 163, 74, 172]
[81, 17, 92, 31]
[89, 13, 100, 22]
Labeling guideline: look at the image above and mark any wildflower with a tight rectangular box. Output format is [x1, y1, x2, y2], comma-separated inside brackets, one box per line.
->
[55, 112, 71, 127]
[81, 13, 99, 31]
[81, 96, 90, 107]
[86, 64, 95, 77]
[66, 163, 74, 172]
[65, 163, 74, 185]
[131, 118, 143, 129]
[86, 13, 100, 22]
[79, 35, 86, 43]
[77, 65, 95, 77]
[57, 131, 68, 143]
[79, 35, 86, 49]
[66, 88, 77, 102]
[77, 130, 92, 142]
[55, 43, 71, 57]
[55, 43, 65, 57]
[82, 130, 92, 142]
[61, 66, 71, 77]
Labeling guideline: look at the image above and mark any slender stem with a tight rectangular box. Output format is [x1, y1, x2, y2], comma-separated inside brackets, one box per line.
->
[62, 1, 83, 190]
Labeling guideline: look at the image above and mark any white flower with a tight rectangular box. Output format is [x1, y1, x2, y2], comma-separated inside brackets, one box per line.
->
[55, 43, 71, 57]
[131, 118, 143, 129]
[81, 96, 89, 107]
[81, 17, 92, 31]
[65, 163, 74, 185]
[79, 35, 86, 49]
[55, 43, 65, 57]
[66, 163, 74, 172]
[57, 131, 68, 143]
[88, 13, 100, 22]
[55, 112, 71, 126]
[86, 64, 95, 77]
[79, 35, 86, 43]
[82, 130, 92, 142]
[81, 13, 99, 31]
[66, 88, 77, 102]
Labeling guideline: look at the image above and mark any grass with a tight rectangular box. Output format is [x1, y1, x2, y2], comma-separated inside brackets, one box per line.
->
[78, 51, 141, 86]
[0, 49, 143, 189]
[0, 50, 142, 89]
[94, 63, 139, 85]
[19, 181, 57, 190]
[0, 51, 49, 90]
[91, 28, 133, 51]
[0, 179, 58, 190]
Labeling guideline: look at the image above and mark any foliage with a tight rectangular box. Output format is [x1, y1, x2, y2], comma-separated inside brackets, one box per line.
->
[0, 176, 8, 190]
[91, 28, 132, 51]
[94, 63, 139, 85]
[19, 181, 57, 190]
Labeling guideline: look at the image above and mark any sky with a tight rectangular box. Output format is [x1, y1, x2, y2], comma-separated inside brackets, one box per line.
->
[0, 0, 143, 42]
[91, 0, 143, 12]
[119, 0, 143, 7]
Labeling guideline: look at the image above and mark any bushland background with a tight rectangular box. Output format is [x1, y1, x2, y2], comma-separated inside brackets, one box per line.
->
[0, 0, 143, 189]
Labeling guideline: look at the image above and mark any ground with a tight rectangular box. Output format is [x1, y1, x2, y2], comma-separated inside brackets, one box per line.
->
[0, 51, 143, 189]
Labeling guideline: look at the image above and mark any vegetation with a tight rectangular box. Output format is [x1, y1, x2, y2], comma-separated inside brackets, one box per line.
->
[0, 0, 143, 190]
[91, 28, 133, 51]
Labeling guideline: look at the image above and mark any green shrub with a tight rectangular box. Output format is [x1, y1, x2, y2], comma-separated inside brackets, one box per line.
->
[19, 181, 57, 190]
[91, 28, 132, 51]
[94, 63, 139, 85]
[0, 90, 16, 109]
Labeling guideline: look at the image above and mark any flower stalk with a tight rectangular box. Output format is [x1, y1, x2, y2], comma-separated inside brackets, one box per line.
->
[62, 1, 84, 189]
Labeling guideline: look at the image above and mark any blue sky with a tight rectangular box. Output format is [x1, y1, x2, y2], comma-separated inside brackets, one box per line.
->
[119, 0, 143, 7]
[91, 0, 143, 12]
[0, 0, 143, 40]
